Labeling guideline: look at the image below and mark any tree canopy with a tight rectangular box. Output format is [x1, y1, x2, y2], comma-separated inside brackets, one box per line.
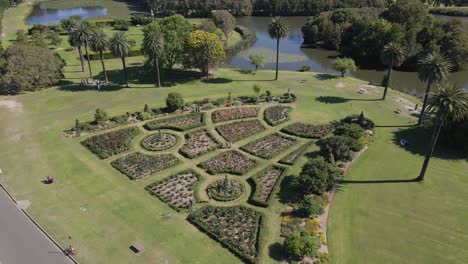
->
[183, 30, 226, 76]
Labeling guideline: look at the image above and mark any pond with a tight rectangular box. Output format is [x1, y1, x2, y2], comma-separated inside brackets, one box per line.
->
[226, 16, 468, 97]
[27, 5, 107, 25]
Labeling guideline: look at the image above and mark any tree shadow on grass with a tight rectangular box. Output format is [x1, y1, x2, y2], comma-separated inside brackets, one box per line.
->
[277, 175, 301, 204]
[202, 77, 233, 84]
[268, 243, 286, 262]
[315, 73, 339, 81]
[57, 83, 125, 92]
[315, 96, 382, 104]
[393, 125, 466, 160]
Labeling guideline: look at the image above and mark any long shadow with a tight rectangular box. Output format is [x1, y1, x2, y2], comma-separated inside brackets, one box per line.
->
[277, 175, 301, 204]
[315, 73, 339, 80]
[58, 84, 125, 92]
[340, 179, 418, 184]
[268, 243, 285, 262]
[375, 124, 415, 128]
[315, 96, 381, 104]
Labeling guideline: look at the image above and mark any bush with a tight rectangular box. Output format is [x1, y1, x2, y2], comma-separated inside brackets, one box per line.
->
[334, 123, 364, 139]
[284, 232, 321, 259]
[302, 197, 324, 218]
[94, 108, 108, 123]
[113, 19, 130, 31]
[130, 15, 152, 26]
[110, 115, 128, 125]
[341, 112, 375, 130]
[299, 156, 339, 195]
[315, 252, 331, 264]
[281, 122, 335, 139]
[320, 135, 355, 162]
[139, 112, 151, 121]
[81, 127, 141, 159]
[300, 65, 311, 72]
[166, 92, 184, 111]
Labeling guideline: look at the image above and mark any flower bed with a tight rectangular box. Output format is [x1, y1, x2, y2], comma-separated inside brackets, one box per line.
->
[146, 170, 200, 210]
[179, 129, 221, 158]
[141, 132, 179, 151]
[81, 127, 141, 159]
[207, 177, 245, 201]
[111, 152, 180, 180]
[281, 122, 334, 139]
[279, 142, 313, 165]
[144, 112, 205, 131]
[198, 150, 256, 175]
[216, 120, 265, 142]
[249, 166, 286, 207]
[264, 105, 291, 126]
[241, 133, 296, 159]
[212, 107, 259, 123]
[187, 206, 263, 263]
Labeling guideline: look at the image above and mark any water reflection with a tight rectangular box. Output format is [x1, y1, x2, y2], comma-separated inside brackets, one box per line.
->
[27, 6, 107, 25]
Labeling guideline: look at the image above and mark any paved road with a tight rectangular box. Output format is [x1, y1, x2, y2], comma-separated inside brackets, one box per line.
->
[0, 188, 74, 264]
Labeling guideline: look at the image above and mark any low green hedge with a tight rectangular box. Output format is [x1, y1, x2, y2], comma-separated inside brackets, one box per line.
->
[249, 165, 287, 207]
[279, 142, 313, 165]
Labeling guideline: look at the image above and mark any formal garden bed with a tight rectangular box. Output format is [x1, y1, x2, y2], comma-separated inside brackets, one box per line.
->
[179, 129, 221, 158]
[212, 107, 259, 123]
[146, 170, 200, 210]
[198, 150, 256, 175]
[279, 142, 313, 165]
[81, 127, 141, 159]
[141, 132, 179, 151]
[249, 166, 286, 207]
[187, 206, 263, 263]
[144, 112, 205, 131]
[263, 105, 291, 126]
[281, 122, 335, 139]
[111, 152, 180, 180]
[241, 133, 296, 159]
[207, 176, 245, 201]
[216, 120, 265, 142]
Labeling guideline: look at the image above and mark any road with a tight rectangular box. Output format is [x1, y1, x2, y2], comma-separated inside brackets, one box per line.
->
[0, 188, 74, 264]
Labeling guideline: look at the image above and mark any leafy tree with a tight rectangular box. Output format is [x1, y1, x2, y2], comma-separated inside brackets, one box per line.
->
[142, 25, 164, 87]
[0, 44, 64, 94]
[334, 123, 365, 139]
[302, 197, 324, 218]
[439, 19, 468, 71]
[298, 156, 338, 195]
[47, 32, 62, 47]
[89, 29, 110, 82]
[320, 135, 357, 162]
[198, 20, 225, 40]
[16, 30, 28, 44]
[418, 83, 468, 181]
[31, 32, 48, 48]
[380, 0, 428, 30]
[380, 42, 406, 99]
[166, 92, 184, 111]
[417, 52, 452, 125]
[109, 31, 134, 88]
[184, 30, 225, 76]
[284, 232, 321, 260]
[268, 16, 288, 80]
[155, 15, 193, 71]
[331, 57, 356, 77]
[94, 108, 108, 123]
[61, 15, 82, 31]
[212, 10, 236, 37]
[248, 54, 265, 71]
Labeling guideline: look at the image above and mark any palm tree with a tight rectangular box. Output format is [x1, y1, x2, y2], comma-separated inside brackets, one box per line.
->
[380, 43, 405, 100]
[68, 31, 85, 72]
[417, 83, 468, 181]
[142, 29, 164, 87]
[73, 22, 93, 78]
[417, 52, 452, 126]
[109, 32, 133, 88]
[89, 30, 109, 83]
[268, 16, 288, 80]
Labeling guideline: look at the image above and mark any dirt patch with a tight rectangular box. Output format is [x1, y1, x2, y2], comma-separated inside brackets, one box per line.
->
[0, 100, 23, 113]
[335, 82, 346, 88]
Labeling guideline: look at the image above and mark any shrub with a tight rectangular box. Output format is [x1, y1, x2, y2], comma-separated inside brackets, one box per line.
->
[113, 19, 130, 31]
[138, 112, 151, 121]
[341, 112, 375, 130]
[141, 132, 178, 151]
[166, 92, 184, 111]
[94, 108, 108, 123]
[110, 115, 128, 125]
[282, 122, 335, 139]
[320, 135, 355, 161]
[302, 197, 324, 218]
[81, 127, 141, 159]
[300, 65, 311, 72]
[284, 232, 321, 259]
[315, 252, 331, 264]
[130, 15, 152, 26]
[335, 123, 364, 139]
[264, 105, 290, 126]
[207, 176, 245, 201]
[299, 156, 339, 195]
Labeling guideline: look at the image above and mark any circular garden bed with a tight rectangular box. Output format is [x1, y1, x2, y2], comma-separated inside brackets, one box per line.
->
[207, 177, 245, 201]
[141, 132, 178, 151]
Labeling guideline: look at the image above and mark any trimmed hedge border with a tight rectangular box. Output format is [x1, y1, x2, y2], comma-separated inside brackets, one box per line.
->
[281, 122, 335, 139]
[145, 169, 203, 212]
[140, 132, 180, 151]
[187, 206, 263, 264]
[279, 141, 313, 165]
[248, 165, 287, 207]
[263, 105, 291, 126]
[144, 112, 205, 131]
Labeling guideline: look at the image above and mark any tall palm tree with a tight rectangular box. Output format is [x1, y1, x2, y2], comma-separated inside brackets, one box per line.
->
[109, 32, 133, 88]
[417, 83, 468, 181]
[142, 29, 164, 87]
[73, 22, 93, 78]
[380, 43, 405, 100]
[89, 29, 109, 83]
[68, 31, 85, 72]
[268, 16, 288, 81]
[417, 52, 452, 126]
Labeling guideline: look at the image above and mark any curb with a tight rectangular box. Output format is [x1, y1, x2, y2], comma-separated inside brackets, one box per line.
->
[0, 182, 79, 264]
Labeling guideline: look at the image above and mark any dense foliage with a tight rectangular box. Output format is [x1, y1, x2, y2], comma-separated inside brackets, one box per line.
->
[298, 156, 339, 195]
[241, 133, 296, 159]
[302, 197, 324, 218]
[282, 122, 335, 138]
[141, 132, 179, 151]
[199, 150, 257, 175]
[0, 45, 64, 94]
[166, 92, 184, 111]
[111, 152, 180, 180]
[250, 166, 286, 207]
[263, 105, 290, 126]
[81, 127, 141, 159]
[180, 129, 221, 158]
[207, 177, 245, 201]
[144, 112, 205, 131]
[183, 30, 226, 76]
[284, 231, 321, 259]
[216, 120, 265, 142]
[212, 107, 259, 123]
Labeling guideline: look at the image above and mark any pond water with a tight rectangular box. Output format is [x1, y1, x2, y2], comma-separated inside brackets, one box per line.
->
[226, 16, 468, 97]
[27, 5, 107, 25]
